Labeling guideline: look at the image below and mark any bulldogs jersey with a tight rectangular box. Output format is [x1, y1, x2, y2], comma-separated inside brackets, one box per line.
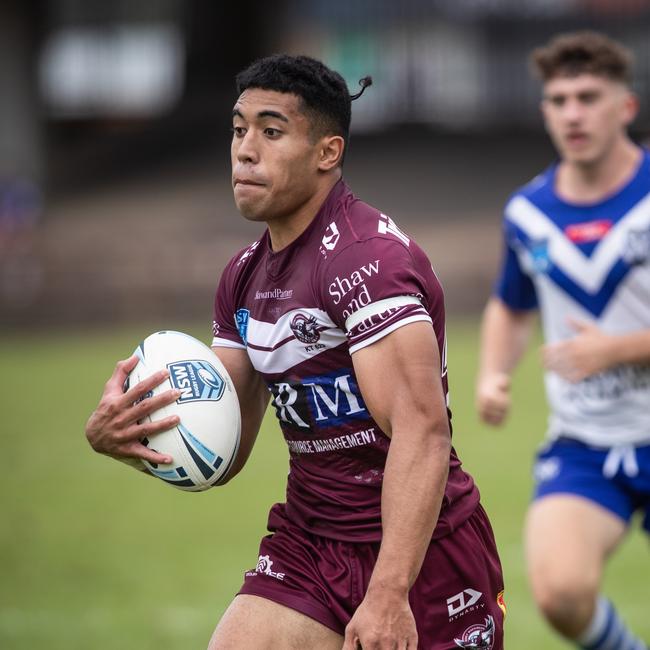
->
[496, 149, 650, 446]
[212, 180, 479, 543]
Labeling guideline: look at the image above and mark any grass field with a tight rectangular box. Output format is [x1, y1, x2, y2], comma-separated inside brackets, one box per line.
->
[1, 320, 647, 649]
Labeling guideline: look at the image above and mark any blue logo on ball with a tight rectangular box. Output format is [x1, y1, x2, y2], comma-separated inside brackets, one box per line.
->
[168, 360, 225, 402]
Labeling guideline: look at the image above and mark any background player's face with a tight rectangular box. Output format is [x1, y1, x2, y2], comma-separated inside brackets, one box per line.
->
[231, 88, 328, 224]
[541, 73, 638, 166]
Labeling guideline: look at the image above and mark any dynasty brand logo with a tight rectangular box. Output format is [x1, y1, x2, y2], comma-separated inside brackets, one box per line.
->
[168, 360, 225, 402]
[447, 588, 483, 618]
[623, 226, 650, 265]
[321, 221, 340, 251]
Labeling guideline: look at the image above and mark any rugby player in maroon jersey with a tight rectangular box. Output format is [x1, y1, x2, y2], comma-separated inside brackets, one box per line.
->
[86, 55, 504, 650]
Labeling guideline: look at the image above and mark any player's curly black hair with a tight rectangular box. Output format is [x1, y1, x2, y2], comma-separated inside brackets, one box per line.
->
[235, 54, 371, 151]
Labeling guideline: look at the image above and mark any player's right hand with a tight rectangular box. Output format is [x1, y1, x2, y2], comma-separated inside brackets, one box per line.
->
[476, 372, 511, 426]
[85, 354, 181, 465]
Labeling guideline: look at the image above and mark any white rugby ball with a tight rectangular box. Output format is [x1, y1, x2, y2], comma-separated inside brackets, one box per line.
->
[126, 330, 241, 491]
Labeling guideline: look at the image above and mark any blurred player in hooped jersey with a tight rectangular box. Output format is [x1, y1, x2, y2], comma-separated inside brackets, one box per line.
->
[86, 55, 505, 648]
[477, 32, 650, 650]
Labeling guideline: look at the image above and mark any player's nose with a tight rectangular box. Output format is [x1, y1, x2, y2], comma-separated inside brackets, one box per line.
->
[236, 130, 260, 164]
[563, 97, 585, 123]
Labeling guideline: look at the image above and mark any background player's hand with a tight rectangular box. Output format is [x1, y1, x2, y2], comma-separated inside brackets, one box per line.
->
[542, 318, 613, 383]
[343, 587, 417, 650]
[476, 372, 511, 426]
[85, 355, 180, 465]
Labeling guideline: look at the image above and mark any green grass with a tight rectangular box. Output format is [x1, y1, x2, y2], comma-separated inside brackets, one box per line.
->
[0, 321, 647, 649]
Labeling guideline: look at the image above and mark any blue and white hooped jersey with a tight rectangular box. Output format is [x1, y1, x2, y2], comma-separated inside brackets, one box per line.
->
[496, 148, 650, 447]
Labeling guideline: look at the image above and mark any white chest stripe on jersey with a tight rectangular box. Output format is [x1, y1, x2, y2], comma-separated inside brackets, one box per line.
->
[506, 193, 650, 293]
[243, 308, 347, 375]
[245, 308, 336, 351]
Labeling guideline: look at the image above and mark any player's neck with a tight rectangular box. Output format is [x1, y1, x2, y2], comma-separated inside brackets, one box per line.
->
[267, 172, 341, 252]
[556, 138, 641, 204]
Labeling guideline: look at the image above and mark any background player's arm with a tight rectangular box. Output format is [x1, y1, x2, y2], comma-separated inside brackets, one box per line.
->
[476, 296, 537, 425]
[543, 321, 650, 382]
[212, 346, 270, 482]
[344, 321, 451, 650]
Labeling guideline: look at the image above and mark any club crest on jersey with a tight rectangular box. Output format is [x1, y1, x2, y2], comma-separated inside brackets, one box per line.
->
[530, 238, 551, 273]
[290, 313, 320, 344]
[235, 308, 250, 344]
[168, 360, 225, 402]
[623, 227, 650, 265]
[454, 615, 495, 649]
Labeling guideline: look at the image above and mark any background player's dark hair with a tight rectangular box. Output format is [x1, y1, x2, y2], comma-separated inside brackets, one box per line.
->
[236, 54, 369, 164]
[531, 31, 633, 85]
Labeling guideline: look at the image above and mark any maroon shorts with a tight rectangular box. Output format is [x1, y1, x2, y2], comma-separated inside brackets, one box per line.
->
[238, 503, 505, 649]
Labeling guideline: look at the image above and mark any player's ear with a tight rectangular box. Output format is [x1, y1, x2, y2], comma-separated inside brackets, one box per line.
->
[539, 99, 552, 134]
[621, 90, 639, 127]
[317, 135, 345, 171]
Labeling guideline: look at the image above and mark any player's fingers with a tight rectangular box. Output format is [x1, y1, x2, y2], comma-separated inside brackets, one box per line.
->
[105, 355, 140, 392]
[120, 369, 170, 406]
[123, 440, 173, 465]
[342, 627, 360, 650]
[479, 399, 509, 425]
[117, 414, 180, 443]
[130, 388, 182, 421]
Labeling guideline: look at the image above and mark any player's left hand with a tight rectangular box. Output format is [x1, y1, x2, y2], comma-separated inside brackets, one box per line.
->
[343, 586, 417, 650]
[542, 318, 614, 382]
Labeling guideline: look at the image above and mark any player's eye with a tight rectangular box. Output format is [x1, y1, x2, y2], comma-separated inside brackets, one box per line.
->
[264, 127, 281, 137]
[232, 126, 246, 138]
[548, 96, 565, 107]
[579, 92, 599, 104]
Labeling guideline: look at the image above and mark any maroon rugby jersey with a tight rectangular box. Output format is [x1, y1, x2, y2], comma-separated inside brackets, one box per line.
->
[212, 179, 479, 542]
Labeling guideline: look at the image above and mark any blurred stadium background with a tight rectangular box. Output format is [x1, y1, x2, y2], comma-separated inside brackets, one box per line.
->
[1, 1, 649, 648]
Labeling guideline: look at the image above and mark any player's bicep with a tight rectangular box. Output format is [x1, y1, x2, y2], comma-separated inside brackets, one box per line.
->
[351, 321, 450, 439]
[212, 346, 269, 478]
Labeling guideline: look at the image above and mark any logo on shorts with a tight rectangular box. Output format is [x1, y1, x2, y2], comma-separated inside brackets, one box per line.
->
[454, 615, 495, 649]
[253, 554, 286, 581]
[447, 588, 483, 618]
[290, 313, 320, 344]
[533, 457, 561, 483]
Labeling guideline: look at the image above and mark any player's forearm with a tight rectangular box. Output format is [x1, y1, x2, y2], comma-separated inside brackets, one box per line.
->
[369, 421, 451, 595]
[603, 329, 650, 367]
[478, 296, 536, 378]
[219, 386, 269, 483]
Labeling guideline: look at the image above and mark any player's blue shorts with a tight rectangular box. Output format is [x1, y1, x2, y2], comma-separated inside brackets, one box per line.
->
[533, 437, 650, 533]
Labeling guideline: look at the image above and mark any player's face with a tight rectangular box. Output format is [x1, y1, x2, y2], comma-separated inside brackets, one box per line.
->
[231, 89, 326, 223]
[541, 74, 638, 166]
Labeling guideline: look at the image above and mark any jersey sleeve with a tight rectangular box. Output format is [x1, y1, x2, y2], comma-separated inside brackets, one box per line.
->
[321, 238, 433, 354]
[211, 257, 246, 350]
[493, 220, 538, 310]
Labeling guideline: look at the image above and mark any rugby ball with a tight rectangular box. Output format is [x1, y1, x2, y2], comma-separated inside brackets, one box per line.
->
[126, 330, 241, 491]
